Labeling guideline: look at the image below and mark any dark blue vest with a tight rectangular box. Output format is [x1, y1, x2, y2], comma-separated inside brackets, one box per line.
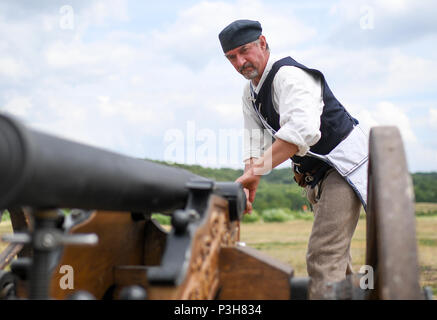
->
[253, 56, 358, 187]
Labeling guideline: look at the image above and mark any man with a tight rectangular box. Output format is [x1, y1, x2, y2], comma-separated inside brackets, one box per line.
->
[218, 19, 368, 299]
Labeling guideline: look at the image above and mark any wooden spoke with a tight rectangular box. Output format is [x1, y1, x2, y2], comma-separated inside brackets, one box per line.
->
[366, 126, 422, 299]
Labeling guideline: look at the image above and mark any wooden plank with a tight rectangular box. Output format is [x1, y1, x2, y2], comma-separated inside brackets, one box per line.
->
[367, 127, 422, 299]
[0, 243, 23, 270]
[114, 266, 148, 288]
[0, 207, 32, 270]
[147, 195, 234, 300]
[9, 207, 32, 232]
[114, 195, 240, 300]
[8, 207, 32, 257]
[143, 219, 167, 266]
[217, 246, 293, 300]
[48, 211, 146, 299]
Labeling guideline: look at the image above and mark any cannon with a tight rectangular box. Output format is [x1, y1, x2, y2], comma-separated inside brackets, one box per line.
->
[0, 113, 431, 300]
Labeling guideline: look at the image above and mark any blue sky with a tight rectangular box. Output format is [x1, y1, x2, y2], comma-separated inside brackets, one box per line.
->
[0, 0, 436, 172]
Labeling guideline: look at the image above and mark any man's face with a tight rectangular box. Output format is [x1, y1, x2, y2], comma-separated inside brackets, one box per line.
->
[225, 37, 268, 81]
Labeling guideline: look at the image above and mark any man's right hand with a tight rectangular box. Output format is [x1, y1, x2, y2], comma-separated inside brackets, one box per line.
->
[240, 157, 259, 214]
[243, 188, 253, 214]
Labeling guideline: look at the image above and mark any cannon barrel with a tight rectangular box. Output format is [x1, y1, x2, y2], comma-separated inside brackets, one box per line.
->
[0, 113, 210, 213]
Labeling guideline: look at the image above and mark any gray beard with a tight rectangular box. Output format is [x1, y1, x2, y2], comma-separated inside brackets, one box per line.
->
[242, 69, 259, 80]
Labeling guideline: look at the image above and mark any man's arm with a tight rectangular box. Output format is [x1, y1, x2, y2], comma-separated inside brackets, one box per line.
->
[253, 137, 298, 176]
[237, 138, 298, 213]
[241, 157, 257, 213]
[240, 85, 265, 213]
[272, 66, 323, 157]
[237, 67, 323, 213]
[244, 157, 256, 172]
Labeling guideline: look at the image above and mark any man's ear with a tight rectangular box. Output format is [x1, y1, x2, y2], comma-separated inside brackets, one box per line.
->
[259, 35, 267, 50]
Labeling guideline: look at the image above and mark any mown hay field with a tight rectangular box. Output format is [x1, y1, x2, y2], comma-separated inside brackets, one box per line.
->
[1, 203, 436, 298]
[240, 203, 437, 297]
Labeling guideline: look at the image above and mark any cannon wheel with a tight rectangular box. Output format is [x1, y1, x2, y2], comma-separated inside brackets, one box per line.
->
[0, 207, 32, 270]
[366, 126, 422, 299]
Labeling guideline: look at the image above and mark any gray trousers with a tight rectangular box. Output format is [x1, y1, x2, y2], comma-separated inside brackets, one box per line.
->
[305, 169, 361, 299]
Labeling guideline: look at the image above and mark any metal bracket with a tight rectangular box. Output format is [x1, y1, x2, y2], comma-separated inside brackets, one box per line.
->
[2, 208, 98, 300]
[214, 182, 246, 221]
[0, 270, 16, 299]
[147, 179, 214, 285]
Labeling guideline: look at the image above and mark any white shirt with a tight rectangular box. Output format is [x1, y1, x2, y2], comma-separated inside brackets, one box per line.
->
[242, 55, 324, 162]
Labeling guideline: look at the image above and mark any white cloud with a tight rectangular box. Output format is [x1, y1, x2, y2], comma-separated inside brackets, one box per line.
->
[374, 101, 417, 143]
[405, 142, 437, 172]
[327, 0, 437, 48]
[386, 52, 437, 95]
[84, 0, 129, 25]
[349, 100, 437, 171]
[211, 103, 241, 117]
[150, 0, 316, 68]
[290, 45, 437, 108]
[0, 0, 436, 171]
[3, 96, 33, 117]
[45, 41, 103, 68]
[0, 56, 30, 79]
[350, 101, 416, 143]
[378, 0, 409, 13]
[429, 108, 437, 126]
[97, 95, 175, 125]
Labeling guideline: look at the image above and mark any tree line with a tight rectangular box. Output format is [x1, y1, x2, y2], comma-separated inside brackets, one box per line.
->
[153, 160, 437, 210]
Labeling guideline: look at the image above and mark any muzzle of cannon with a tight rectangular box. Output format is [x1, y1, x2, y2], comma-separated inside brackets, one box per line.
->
[0, 113, 430, 300]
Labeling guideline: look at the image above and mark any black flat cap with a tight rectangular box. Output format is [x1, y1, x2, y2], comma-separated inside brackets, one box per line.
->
[218, 19, 262, 53]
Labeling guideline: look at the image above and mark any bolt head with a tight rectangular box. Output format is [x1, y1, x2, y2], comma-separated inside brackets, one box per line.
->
[41, 233, 56, 248]
[171, 210, 190, 234]
[119, 285, 147, 300]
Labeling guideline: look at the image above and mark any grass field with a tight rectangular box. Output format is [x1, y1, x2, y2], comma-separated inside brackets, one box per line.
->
[240, 206, 437, 297]
[1, 203, 436, 298]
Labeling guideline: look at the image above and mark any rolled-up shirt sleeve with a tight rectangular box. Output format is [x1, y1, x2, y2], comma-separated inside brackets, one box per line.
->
[272, 66, 324, 156]
[242, 85, 266, 162]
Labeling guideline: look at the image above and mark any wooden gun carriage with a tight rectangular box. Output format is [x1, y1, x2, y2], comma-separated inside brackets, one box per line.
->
[0, 113, 430, 300]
